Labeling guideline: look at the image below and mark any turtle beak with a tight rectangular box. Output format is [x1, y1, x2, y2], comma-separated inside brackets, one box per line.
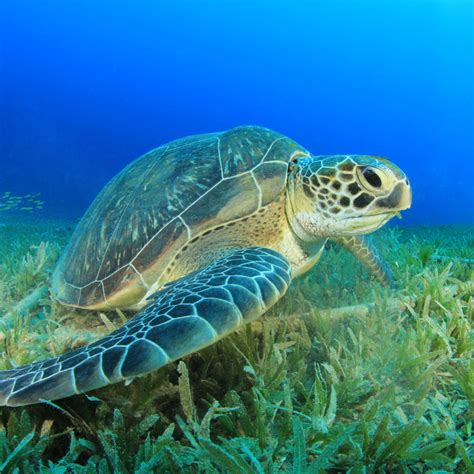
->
[400, 180, 412, 211]
[392, 180, 412, 212]
[374, 180, 412, 213]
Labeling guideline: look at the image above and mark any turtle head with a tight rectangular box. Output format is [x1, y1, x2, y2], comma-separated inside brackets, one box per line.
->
[286, 154, 412, 240]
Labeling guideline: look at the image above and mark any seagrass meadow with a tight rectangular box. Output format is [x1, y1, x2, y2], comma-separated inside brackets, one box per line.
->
[0, 215, 472, 472]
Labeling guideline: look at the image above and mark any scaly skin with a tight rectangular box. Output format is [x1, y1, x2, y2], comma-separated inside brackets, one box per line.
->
[0, 248, 291, 406]
[333, 235, 395, 287]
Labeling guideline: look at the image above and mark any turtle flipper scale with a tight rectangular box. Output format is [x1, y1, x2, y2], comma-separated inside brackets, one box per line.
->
[0, 248, 291, 407]
[333, 235, 395, 287]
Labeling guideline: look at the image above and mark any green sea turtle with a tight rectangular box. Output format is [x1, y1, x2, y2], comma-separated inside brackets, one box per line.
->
[0, 126, 411, 406]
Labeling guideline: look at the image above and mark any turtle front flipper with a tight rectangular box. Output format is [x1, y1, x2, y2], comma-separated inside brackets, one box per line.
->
[0, 248, 291, 407]
[332, 235, 395, 287]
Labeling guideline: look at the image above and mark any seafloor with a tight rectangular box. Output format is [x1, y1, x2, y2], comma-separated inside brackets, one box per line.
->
[0, 215, 472, 472]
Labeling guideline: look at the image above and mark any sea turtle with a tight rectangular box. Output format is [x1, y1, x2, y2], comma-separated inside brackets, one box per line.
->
[0, 126, 411, 406]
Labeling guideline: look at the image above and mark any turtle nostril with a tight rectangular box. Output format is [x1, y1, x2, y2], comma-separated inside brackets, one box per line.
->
[362, 167, 382, 188]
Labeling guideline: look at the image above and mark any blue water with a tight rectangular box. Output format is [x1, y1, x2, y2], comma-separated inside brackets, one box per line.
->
[1, 0, 473, 225]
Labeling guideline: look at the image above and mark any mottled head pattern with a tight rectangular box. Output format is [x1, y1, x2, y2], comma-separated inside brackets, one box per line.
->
[286, 154, 412, 238]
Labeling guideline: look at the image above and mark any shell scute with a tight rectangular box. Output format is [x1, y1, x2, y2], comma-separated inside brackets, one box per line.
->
[219, 126, 282, 177]
[53, 126, 299, 308]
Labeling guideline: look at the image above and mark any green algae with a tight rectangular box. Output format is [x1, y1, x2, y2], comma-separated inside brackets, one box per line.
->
[0, 219, 472, 472]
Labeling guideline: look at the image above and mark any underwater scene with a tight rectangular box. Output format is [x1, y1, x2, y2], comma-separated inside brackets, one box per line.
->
[0, 0, 473, 472]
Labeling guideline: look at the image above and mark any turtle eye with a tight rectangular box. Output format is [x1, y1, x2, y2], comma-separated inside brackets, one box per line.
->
[356, 166, 388, 195]
[362, 167, 382, 188]
[357, 166, 386, 194]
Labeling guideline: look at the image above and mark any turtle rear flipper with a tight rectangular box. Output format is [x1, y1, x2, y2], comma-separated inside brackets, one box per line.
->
[0, 248, 291, 407]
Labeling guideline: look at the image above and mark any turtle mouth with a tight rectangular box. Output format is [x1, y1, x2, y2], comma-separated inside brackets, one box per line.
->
[344, 211, 397, 234]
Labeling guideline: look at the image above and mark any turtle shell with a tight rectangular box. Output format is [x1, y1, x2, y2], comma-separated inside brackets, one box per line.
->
[52, 126, 305, 309]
